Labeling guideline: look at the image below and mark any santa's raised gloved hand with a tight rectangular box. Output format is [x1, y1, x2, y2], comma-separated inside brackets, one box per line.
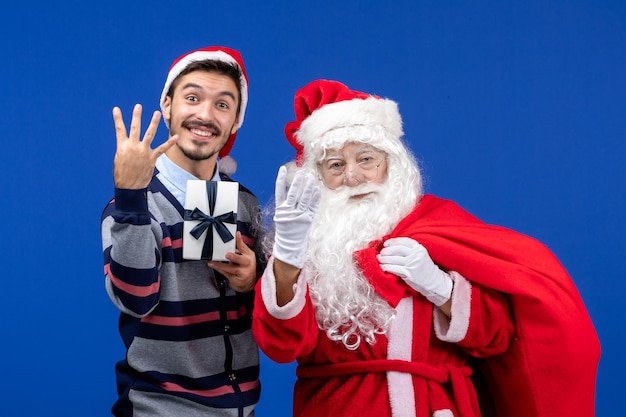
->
[272, 165, 321, 269]
[377, 237, 453, 306]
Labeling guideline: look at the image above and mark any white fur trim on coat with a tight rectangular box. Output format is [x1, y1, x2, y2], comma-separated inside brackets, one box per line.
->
[433, 271, 472, 343]
[387, 297, 417, 417]
[260, 256, 308, 320]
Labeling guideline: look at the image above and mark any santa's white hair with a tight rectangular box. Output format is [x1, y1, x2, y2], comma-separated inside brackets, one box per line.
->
[295, 116, 423, 350]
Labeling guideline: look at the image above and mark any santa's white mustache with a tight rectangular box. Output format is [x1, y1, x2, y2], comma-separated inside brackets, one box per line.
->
[326, 181, 385, 200]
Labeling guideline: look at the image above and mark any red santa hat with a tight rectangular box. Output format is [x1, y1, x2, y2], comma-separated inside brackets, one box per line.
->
[284, 79, 404, 166]
[160, 46, 248, 175]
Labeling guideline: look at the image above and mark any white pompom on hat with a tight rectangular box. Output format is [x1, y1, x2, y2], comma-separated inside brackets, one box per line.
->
[160, 46, 248, 174]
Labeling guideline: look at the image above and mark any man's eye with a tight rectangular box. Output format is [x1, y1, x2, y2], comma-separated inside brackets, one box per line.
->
[217, 102, 230, 109]
[186, 95, 198, 102]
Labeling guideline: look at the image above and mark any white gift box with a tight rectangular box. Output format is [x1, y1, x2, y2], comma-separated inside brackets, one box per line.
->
[183, 180, 239, 261]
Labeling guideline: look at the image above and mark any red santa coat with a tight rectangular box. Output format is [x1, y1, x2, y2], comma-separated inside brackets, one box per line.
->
[253, 195, 551, 417]
[355, 194, 601, 417]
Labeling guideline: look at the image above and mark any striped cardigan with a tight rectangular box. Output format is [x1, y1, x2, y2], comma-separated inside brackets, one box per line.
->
[101, 169, 267, 417]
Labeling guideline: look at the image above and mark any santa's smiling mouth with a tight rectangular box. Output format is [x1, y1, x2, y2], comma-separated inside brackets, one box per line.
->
[349, 191, 380, 201]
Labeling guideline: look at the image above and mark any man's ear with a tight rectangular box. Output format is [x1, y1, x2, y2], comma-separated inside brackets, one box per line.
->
[230, 115, 241, 134]
[162, 95, 171, 123]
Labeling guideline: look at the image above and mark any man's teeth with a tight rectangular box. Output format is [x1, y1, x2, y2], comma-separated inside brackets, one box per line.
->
[191, 128, 212, 137]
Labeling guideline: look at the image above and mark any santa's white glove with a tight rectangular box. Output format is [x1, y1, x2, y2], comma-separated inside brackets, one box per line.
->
[272, 165, 321, 269]
[377, 237, 452, 306]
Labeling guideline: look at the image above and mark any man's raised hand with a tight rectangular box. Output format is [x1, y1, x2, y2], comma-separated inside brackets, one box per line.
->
[112, 104, 178, 189]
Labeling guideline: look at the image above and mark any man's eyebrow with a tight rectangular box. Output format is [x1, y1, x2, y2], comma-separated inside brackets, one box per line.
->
[180, 82, 237, 101]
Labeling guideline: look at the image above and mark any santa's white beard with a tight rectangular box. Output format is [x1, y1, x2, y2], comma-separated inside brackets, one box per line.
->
[305, 180, 414, 350]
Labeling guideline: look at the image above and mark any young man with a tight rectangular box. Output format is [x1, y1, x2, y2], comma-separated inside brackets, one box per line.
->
[101, 46, 266, 417]
[252, 79, 600, 417]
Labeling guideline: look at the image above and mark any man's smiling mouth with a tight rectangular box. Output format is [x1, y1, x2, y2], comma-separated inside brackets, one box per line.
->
[190, 128, 215, 138]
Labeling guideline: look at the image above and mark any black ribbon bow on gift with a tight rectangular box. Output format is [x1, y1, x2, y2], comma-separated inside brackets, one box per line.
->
[183, 182, 237, 259]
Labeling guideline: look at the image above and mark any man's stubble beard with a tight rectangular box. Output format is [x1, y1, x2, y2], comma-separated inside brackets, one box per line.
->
[176, 140, 219, 161]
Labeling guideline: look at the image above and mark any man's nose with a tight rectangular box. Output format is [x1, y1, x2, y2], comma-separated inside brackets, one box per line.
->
[196, 102, 215, 121]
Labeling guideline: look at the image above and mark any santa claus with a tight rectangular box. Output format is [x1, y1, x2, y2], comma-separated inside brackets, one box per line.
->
[252, 79, 600, 417]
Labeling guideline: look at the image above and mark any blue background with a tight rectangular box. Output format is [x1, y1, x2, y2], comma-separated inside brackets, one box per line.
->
[1, 1, 623, 415]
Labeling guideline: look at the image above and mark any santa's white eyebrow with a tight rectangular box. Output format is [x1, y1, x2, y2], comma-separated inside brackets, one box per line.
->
[323, 146, 380, 161]
[354, 146, 379, 155]
[323, 152, 343, 161]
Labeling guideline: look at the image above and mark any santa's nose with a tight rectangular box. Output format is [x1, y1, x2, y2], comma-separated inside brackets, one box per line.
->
[343, 170, 363, 186]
